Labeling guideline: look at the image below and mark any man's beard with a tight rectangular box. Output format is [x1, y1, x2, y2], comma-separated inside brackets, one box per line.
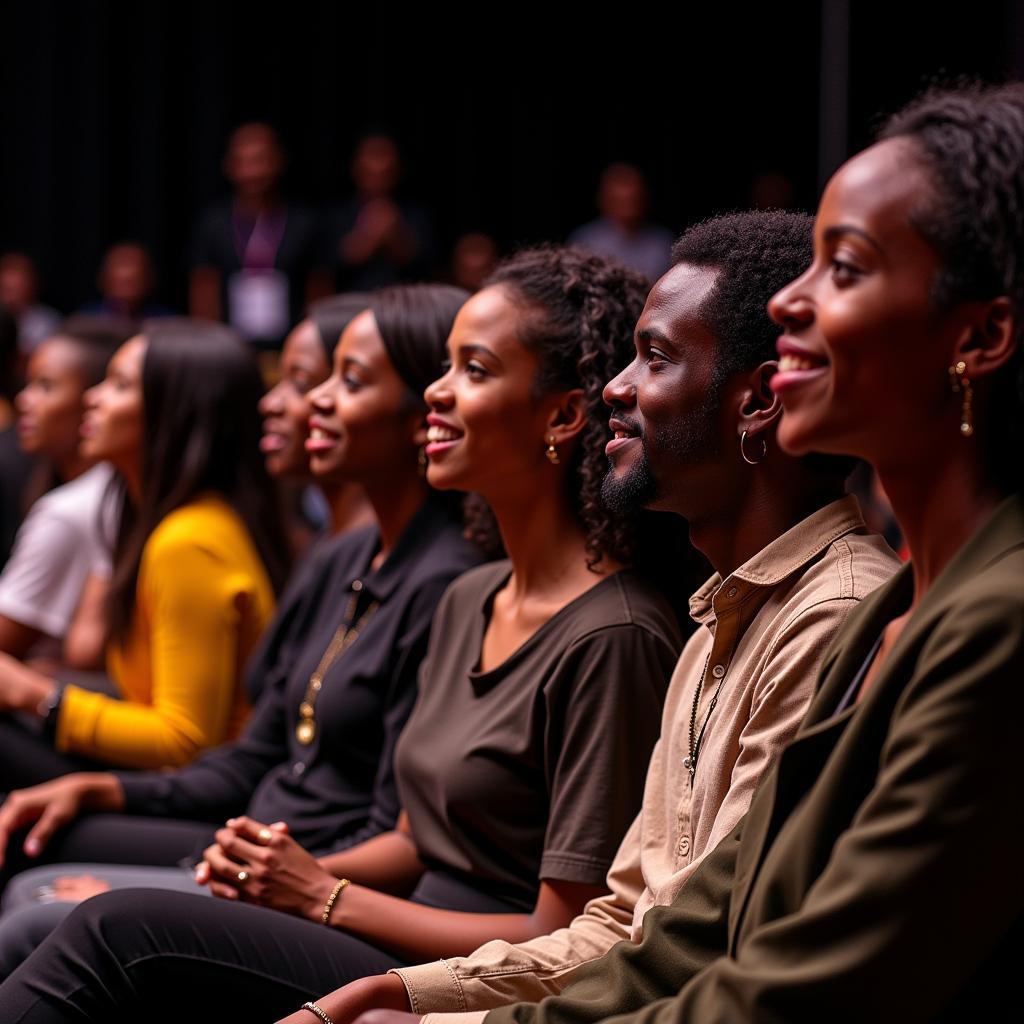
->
[601, 397, 722, 514]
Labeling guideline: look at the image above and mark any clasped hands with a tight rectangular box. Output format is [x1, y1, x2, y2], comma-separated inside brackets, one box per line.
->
[195, 814, 340, 922]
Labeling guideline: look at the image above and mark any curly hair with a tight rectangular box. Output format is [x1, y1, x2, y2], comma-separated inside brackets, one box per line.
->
[474, 245, 650, 569]
[880, 81, 1024, 491]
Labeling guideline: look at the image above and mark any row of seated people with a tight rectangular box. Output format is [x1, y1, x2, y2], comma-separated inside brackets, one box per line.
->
[0, 80, 1019, 1023]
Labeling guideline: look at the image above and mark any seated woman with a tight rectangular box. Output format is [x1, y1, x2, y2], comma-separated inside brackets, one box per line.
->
[0, 319, 289, 784]
[0, 284, 482, 956]
[0, 317, 131, 661]
[0, 248, 684, 1016]
[260, 294, 374, 563]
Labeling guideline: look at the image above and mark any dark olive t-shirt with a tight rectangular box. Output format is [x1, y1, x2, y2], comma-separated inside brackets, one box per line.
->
[395, 561, 682, 911]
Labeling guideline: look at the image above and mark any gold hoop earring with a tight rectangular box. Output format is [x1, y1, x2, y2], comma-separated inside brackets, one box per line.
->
[545, 436, 560, 465]
[740, 430, 767, 465]
[948, 361, 974, 437]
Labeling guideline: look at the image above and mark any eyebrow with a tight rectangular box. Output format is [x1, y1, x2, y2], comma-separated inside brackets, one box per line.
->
[341, 356, 370, 373]
[822, 224, 883, 253]
[457, 342, 503, 368]
[636, 326, 677, 350]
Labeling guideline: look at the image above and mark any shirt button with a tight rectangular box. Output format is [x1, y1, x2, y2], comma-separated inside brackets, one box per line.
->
[351, 580, 363, 592]
[292, 761, 306, 776]
[678, 836, 691, 856]
[727, 587, 738, 598]
[712, 664, 726, 679]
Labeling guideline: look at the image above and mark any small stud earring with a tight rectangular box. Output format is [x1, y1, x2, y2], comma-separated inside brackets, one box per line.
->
[948, 361, 974, 437]
[545, 436, 560, 465]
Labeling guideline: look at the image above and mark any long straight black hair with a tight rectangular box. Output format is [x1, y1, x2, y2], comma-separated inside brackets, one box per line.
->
[106, 319, 290, 645]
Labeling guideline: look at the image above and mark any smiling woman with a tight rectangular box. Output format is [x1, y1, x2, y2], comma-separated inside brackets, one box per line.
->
[0, 319, 289, 783]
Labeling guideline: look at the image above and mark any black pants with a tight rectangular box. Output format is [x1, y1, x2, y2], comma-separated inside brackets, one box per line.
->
[0, 873, 517, 1023]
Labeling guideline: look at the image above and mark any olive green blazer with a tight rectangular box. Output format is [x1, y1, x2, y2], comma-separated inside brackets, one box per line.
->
[492, 495, 1024, 1024]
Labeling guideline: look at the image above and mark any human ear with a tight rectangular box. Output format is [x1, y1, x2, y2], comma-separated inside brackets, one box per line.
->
[954, 296, 1018, 380]
[736, 360, 783, 442]
[543, 388, 587, 446]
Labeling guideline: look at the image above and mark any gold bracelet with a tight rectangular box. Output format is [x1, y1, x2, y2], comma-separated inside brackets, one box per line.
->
[302, 1002, 334, 1024]
[321, 877, 349, 925]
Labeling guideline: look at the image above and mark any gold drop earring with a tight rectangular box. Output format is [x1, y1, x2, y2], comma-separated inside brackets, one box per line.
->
[545, 436, 560, 465]
[948, 361, 974, 437]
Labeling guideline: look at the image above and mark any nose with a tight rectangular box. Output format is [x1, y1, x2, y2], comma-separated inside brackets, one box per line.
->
[603, 361, 638, 409]
[258, 381, 285, 416]
[767, 274, 814, 331]
[307, 377, 333, 412]
[424, 369, 454, 410]
[83, 383, 101, 410]
[14, 386, 29, 412]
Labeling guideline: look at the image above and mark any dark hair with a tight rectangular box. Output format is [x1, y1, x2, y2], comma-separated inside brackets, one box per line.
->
[307, 293, 372, 360]
[482, 245, 649, 569]
[107, 319, 290, 644]
[53, 313, 137, 389]
[671, 210, 814, 387]
[370, 284, 471, 406]
[880, 81, 1024, 490]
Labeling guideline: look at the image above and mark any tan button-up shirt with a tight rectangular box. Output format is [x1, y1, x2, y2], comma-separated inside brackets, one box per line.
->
[394, 497, 899, 1024]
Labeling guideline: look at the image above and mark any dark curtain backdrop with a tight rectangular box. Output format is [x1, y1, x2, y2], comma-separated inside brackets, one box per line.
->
[0, 1, 1019, 313]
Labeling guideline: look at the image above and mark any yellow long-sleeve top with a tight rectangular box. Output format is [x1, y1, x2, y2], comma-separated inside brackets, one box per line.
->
[54, 495, 276, 769]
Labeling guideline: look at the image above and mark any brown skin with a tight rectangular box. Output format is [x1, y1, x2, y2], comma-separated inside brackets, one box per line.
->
[197, 290, 609, 975]
[260, 319, 373, 535]
[0, 338, 146, 718]
[275, 268, 851, 1024]
[768, 137, 1018, 699]
[0, 338, 96, 657]
[98, 243, 154, 318]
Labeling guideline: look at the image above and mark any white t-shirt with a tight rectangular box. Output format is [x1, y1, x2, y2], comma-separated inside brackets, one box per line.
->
[0, 463, 117, 640]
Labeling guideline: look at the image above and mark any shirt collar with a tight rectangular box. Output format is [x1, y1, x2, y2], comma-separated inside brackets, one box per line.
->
[352, 497, 459, 604]
[688, 494, 867, 626]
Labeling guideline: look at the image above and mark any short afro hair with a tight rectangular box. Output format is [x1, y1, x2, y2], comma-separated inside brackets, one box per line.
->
[671, 210, 813, 390]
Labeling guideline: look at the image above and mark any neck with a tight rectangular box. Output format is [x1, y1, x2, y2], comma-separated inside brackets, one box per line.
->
[53, 450, 94, 484]
[487, 476, 598, 600]
[361, 473, 430, 565]
[236, 192, 276, 216]
[321, 480, 375, 536]
[876, 445, 1005, 607]
[684, 466, 838, 580]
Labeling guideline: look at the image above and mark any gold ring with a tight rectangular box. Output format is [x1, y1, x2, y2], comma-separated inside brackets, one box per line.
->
[236, 870, 249, 883]
[258, 828, 273, 843]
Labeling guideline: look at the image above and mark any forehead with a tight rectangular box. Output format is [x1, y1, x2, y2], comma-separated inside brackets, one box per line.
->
[111, 335, 147, 375]
[450, 285, 535, 358]
[283, 319, 327, 366]
[337, 309, 386, 365]
[818, 138, 935, 246]
[639, 264, 720, 350]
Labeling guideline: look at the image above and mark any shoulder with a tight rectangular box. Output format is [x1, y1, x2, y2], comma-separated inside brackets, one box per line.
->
[561, 570, 681, 650]
[142, 496, 251, 565]
[32, 464, 112, 521]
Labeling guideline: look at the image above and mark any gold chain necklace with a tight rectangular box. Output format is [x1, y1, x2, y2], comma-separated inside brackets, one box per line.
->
[295, 585, 380, 746]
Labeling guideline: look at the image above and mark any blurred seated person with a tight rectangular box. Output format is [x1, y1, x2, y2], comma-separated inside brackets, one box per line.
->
[262, 294, 374, 557]
[0, 320, 287, 783]
[81, 243, 173, 322]
[449, 233, 499, 293]
[326, 134, 434, 291]
[0, 317, 132, 661]
[189, 123, 325, 349]
[0, 308, 34, 569]
[0, 254, 60, 357]
[568, 163, 673, 283]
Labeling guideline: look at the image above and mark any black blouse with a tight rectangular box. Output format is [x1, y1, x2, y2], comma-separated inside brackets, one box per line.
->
[116, 499, 482, 855]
